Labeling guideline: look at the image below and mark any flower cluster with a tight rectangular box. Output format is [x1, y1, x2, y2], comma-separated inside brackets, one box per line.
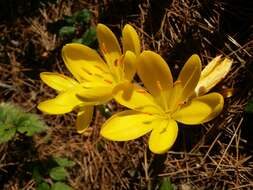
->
[38, 24, 232, 154]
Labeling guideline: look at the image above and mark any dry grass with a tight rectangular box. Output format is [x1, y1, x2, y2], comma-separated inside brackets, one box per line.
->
[0, 0, 253, 189]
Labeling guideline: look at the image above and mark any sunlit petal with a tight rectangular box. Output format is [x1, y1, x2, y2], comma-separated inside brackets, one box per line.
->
[75, 106, 94, 134]
[149, 119, 178, 154]
[62, 43, 109, 82]
[172, 93, 224, 124]
[37, 99, 74, 114]
[122, 51, 137, 81]
[96, 24, 122, 68]
[137, 51, 173, 110]
[177, 54, 201, 101]
[122, 24, 140, 55]
[77, 83, 114, 104]
[101, 110, 158, 141]
[40, 72, 78, 92]
[113, 82, 164, 114]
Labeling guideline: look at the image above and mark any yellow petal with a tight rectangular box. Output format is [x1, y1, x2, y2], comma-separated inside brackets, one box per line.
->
[113, 82, 164, 115]
[77, 83, 114, 104]
[37, 99, 74, 114]
[122, 51, 137, 81]
[172, 93, 224, 124]
[40, 72, 78, 92]
[149, 119, 178, 154]
[96, 24, 121, 68]
[137, 51, 173, 109]
[75, 106, 94, 134]
[38, 85, 86, 114]
[101, 110, 158, 141]
[122, 24, 140, 55]
[177, 54, 201, 101]
[62, 43, 110, 82]
[195, 56, 233, 96]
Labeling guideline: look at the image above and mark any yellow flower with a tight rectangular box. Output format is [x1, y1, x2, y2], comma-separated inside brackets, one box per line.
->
[38, 23, 140, 133]
[100, 51, 224, 154]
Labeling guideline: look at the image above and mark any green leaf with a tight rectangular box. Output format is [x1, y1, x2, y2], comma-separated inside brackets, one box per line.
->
[49, 167, 68, 181]
[159, 178, 174, 190]
[0, 124, 16, 143]
[59, 26, 75, 37]
[54, 157, 75, 167]
[32, 166, 43, 183]
[37, 182, 51, 190]
[72, 38, 84, 44]
[81, 27, 96, 46]
[245, 98, 253, 113]
[51, 182, 72, 190]
[74, 9, 91, 23]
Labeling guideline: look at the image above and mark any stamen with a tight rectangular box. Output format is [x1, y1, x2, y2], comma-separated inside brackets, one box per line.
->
[136, 89, 146, 94]
[104, 79, 113, 84]
[114, 59, 119, 66]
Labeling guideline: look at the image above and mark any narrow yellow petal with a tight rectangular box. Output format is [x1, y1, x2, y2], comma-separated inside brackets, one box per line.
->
[75, 106, 94, 134]
[113, 82, 164, 115]
[96, 24, 122, 68]
[62, 43, 110, 82]
[122, 51, 137, 81]
[77, 83, 114, 104]
[37, 99, 74, 114]
[101, 110, 158, 141]
[40, 72, 78, 92]
[177, 54, 201, 101]
[195, 56, 233, 96]
[172, 93, 224, 124]
[137, 51, 173, 110]
[122, 24, 140, 55]
[149, 119, 178, 154]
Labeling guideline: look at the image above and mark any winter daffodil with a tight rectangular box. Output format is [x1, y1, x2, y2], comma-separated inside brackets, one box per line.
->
[38, 23, 140, 133]
[101, 51, 224, 154]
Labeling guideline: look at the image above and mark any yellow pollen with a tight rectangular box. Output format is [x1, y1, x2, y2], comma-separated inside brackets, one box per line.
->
[104, 79, 113, 84]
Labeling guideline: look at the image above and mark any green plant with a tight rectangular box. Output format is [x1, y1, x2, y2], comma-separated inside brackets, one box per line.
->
[33, 157, 75, 190]
[0, 103, 46, 143]
[59, 9, 96, 46]
[159, 178, 175, 190]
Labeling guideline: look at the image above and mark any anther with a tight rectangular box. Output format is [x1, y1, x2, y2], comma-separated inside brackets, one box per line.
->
[114, 59, 119, 66]
[104, 79, 113, 84]
[136, 89, 146, 94]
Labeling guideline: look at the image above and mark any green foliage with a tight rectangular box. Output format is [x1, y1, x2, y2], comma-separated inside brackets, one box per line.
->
[51, 182, 72, 190]
[32, 157, 75, 190]
[245, 98, 253, 113]
[159, 178, 175, 190]
[0, 103, 46, 143]
[59, 9, 96, 46]
[98, 104, 112, 118]
[49, 166, 68, 181]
